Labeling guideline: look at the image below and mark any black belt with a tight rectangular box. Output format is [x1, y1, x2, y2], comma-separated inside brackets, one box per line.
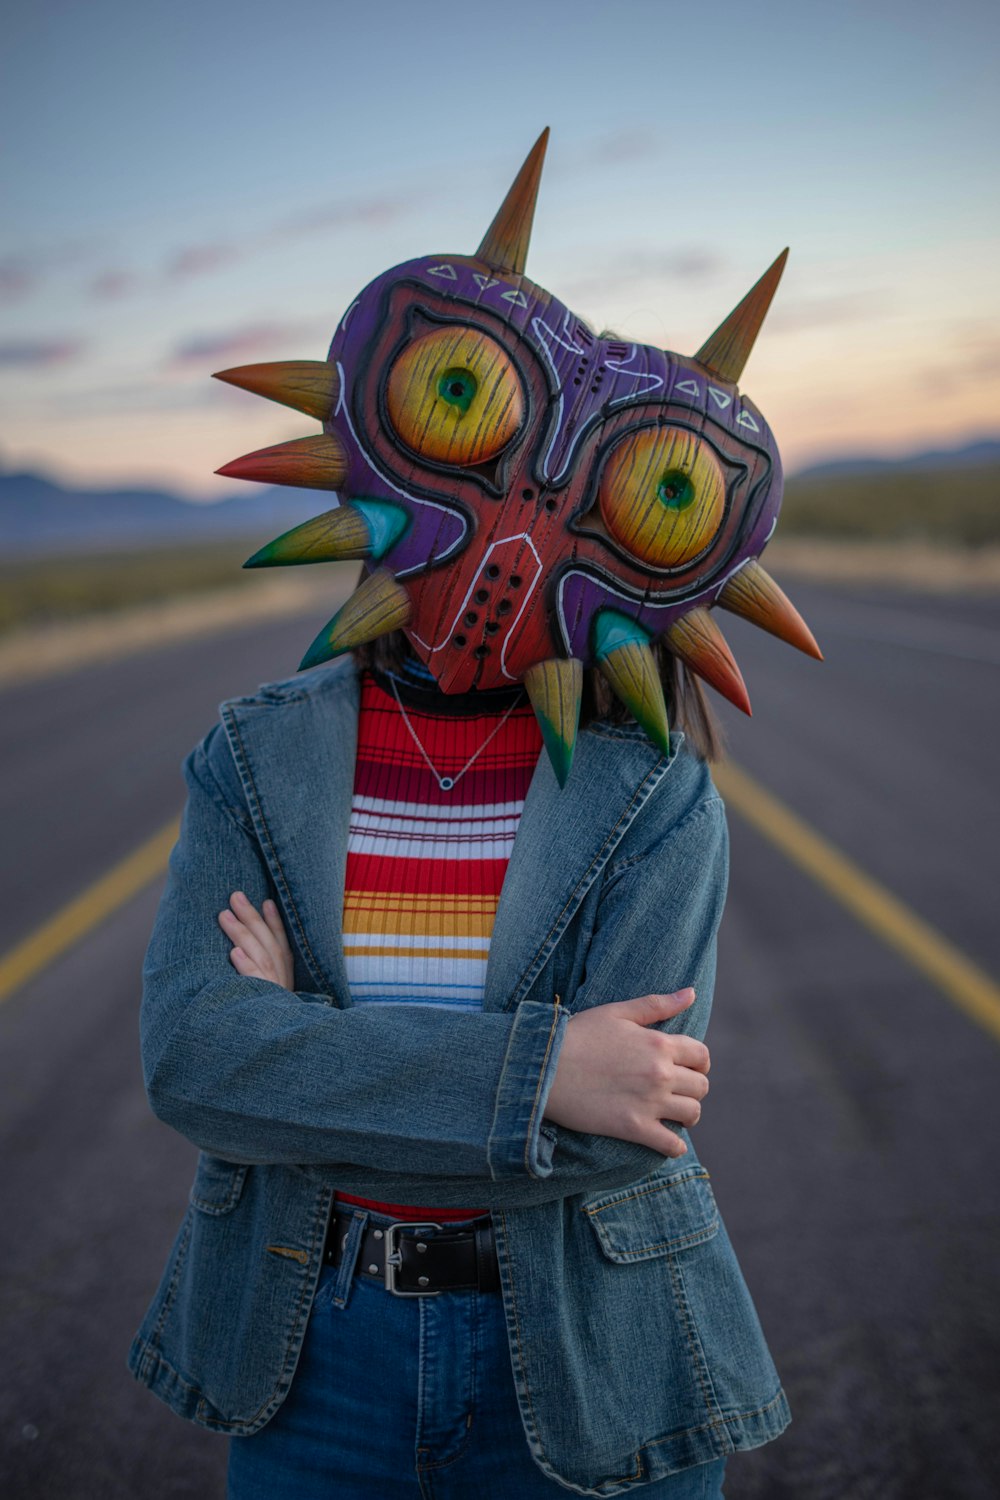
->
[324, 1209, 501, 1296]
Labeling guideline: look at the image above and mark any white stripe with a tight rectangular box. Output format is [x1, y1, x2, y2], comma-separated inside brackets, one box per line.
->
[349, 812, 522, 840]
[347, 834, 518, 861]
[352, 796, 527, 821]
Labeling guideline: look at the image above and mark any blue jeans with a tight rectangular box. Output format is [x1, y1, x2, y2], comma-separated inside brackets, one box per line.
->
[228, 1226, 728, 1499]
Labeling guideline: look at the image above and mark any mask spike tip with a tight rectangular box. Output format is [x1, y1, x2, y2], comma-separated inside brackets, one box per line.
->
[523, 656, 582, 788]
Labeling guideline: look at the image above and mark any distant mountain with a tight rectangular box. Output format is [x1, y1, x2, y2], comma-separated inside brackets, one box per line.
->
[792, 437, 1000, 481]
[3, 433, 999, 556]
[0, 471, 324, 556]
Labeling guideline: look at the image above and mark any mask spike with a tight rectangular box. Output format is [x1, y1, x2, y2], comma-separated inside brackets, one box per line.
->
[212, 360, 341, 422]
[299, 569, 411, 670]
[718, 561, 823, 660]
[693, 249, 789, 384]
[475, 127, 550, 276]
[666, 608, 752, 716]
[216, 434, 348, 490]
[523, 656, 582, 788]
[592, 610, 670, 755]
[243, 506, 372, 568]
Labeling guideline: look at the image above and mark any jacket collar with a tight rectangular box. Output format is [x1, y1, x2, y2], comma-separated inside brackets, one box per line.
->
[221, 661, 679, 1010]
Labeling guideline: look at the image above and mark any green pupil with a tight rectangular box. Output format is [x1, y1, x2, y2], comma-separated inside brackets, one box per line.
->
[438, 367, 477, 414]
[657, 470, 695, 511]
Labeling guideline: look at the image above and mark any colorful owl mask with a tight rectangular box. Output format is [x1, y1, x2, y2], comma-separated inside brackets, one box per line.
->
[217, 129, 821, 784]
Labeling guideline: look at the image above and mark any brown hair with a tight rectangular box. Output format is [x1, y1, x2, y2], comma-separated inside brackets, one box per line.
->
[353, 630, 724, 763]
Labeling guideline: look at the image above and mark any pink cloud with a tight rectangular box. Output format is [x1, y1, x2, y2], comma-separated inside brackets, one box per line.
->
[0, 338, 88, 367]
[166, 243, 242, 279]
[168, 320, 317, 368]
[90, 269, 138, 299]
[0, 259, 39, 303]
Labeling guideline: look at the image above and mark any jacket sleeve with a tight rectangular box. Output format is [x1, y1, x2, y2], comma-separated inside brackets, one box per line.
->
[140, 729, 567, 1180]
[307, 792, 729, 1208]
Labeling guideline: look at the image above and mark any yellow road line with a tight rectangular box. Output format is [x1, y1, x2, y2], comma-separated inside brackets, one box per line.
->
[0, 817, 179, 1005]
[2, 763, 999, 1046]
[714, 761, 1000, 1045]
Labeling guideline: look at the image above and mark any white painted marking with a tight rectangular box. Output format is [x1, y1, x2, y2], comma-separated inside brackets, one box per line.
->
[427, 263, 457, 280]
[708, 388, 732, 409]
[675, 379, 700, 397]
[736, 411, 760, 432]
[500, 289, 528, 307]
[473, 273, 500, 290]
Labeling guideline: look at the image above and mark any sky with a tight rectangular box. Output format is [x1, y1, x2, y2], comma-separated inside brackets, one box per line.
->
[2, 0, 998, 498]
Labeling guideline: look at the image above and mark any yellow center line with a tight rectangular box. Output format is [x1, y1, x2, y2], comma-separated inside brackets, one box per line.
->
[713, 761, 1000, 1045]
[2, 765, 999, 1047]
[0, 817, 179, 1005]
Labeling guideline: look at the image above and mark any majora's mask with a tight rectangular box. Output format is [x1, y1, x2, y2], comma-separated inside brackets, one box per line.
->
[217, 129, 820, 784]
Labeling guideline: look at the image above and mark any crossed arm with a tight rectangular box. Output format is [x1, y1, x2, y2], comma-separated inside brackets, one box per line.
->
[218, 891, 711, 1160]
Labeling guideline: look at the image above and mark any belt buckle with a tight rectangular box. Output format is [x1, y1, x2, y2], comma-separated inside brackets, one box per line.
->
[384, 1221, 442, 1297]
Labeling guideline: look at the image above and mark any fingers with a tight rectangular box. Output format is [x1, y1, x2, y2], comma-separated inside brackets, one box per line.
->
[262, 899, 292, 955]
[637, 1123, 689, 1158]
[218, 892, 290, 983]
[615, 989, 696, 1026]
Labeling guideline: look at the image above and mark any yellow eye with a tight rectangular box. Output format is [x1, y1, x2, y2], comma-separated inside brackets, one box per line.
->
[599, 427, 726, 569]
[385, 326, 523, 465]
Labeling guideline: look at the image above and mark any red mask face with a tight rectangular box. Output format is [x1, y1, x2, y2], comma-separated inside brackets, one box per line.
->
[216, 130, 821, 784]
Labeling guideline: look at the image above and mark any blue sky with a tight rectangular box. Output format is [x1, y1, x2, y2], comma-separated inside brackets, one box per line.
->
[2, 0, 998, 495]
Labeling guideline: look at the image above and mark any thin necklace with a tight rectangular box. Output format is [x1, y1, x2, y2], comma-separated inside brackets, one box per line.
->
[389, 675, 524, 793]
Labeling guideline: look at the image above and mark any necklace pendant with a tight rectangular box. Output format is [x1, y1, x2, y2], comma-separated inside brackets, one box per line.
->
[438, 776, 455, 791]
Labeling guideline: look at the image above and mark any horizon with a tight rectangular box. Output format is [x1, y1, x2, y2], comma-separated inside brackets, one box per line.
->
[3, 0, 998, 498]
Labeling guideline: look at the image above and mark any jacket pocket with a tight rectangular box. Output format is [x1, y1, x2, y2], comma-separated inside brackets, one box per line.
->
[189, 1153, 249, 1216]
[583, 1167, 719, 1262]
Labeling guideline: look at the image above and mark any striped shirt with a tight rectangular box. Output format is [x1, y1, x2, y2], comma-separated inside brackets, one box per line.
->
[337, 664, 541, 1220]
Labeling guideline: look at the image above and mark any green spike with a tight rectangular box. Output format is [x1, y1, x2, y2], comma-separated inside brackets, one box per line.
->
[351, 498, 410, 559]
[592, 609, 670, 755]
[244, 506, 371, 568]
[244, 499, 410, 569]
[299, 569, 411, 670]
[523, 658, 583, 788]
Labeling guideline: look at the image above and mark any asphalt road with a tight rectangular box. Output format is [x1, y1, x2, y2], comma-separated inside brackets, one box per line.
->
[1, 581, 998, 1500]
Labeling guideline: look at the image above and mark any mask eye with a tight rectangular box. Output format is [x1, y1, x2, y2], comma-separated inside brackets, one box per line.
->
[598, 427, 726, 568]
[385, 326, 523, 465]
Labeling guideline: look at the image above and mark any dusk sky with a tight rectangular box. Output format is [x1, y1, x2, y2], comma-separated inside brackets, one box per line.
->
[2, 0, 998, 498]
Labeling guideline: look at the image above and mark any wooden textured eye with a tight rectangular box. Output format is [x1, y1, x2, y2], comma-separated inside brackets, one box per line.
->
[599, 427, 726, 569]
[385, 326, 524, 465]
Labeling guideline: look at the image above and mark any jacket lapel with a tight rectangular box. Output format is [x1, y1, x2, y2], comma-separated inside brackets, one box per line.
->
[482, 727, 679, 1013]
[223, 659, 679, 1017]
[222, 663, 359, 1003]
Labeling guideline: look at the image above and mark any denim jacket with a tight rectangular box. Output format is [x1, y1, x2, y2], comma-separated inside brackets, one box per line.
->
[129, 658, 789, 1495]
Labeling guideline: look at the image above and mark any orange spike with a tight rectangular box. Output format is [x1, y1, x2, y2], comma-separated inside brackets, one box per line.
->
[476, 128, 549, 276]
[693, 249, 788, 384]
[665, 608, 752, 716]
[213, 360, 340, 422]
[718, 561, 823, 660]
[216, 434, 348, 490]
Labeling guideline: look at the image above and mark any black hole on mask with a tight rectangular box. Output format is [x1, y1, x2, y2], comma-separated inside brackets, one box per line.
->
[544, 497, 557, 512]
[521, 488, 534, 501]
[573, 377, 581, 386]
[485, 564, 501, 579]
[497, 599, 512, 615]
[474, 645, 490, 658]
[475, 589, 489, 604]
[509, 574, 522, 588]
[453, 634, 467, 648]
[485, 621, 499, 634]
[465, 612, 478, 626]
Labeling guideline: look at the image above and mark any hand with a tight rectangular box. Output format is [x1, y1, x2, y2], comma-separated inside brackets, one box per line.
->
[543, 989, 709, 1157]
[217, 891, 294, 990]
